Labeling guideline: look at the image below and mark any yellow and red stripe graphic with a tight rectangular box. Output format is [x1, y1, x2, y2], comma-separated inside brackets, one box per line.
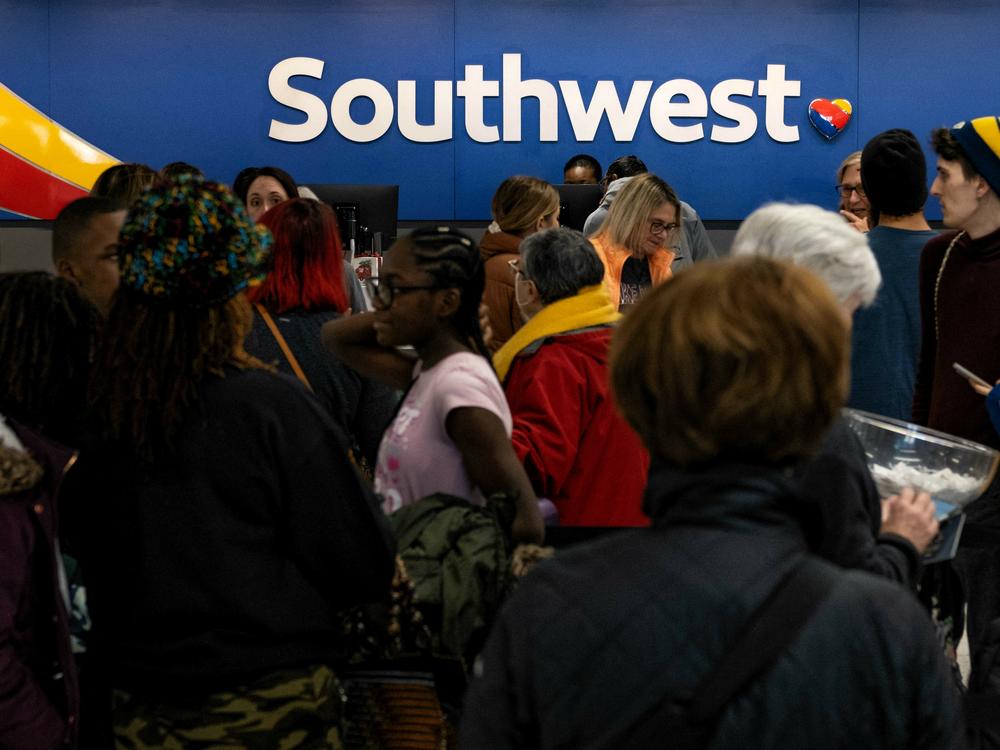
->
[0, 82, 119, 219]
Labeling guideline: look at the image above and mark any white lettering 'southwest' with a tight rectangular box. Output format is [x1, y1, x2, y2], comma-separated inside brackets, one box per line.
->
[649, 79, 708, 143]
[502, 53, 559, 142]
[559, 80, 653, 142]
[710, 79, 757, 143]
[758, 64, 800, 143]
[397, 80, 453, 143]
[456, 65, 500, 143]
[266, 55, 803, 145]
[268, 57, 328, 143]
[330, 79, 394, 142]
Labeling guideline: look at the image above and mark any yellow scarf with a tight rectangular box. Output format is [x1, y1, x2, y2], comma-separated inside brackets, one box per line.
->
[493, 284, 620, 382]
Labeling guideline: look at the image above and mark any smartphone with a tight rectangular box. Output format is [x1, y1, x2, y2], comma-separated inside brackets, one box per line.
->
[953, 362, 991, 389]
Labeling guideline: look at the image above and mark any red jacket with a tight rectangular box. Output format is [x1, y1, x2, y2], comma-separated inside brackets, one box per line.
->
[504, 327, 650, 527]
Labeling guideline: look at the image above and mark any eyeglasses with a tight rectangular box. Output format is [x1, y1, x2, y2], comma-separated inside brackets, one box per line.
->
[370, 279, 440, 307]
[836, 183, 866, 198]
[649, 220, 680, 236]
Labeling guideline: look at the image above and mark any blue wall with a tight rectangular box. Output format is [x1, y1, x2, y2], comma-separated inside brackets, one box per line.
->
[2, 0, 997, 220]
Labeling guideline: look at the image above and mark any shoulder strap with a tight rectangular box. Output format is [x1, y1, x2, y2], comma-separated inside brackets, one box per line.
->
[253, 305, 371, 475]
[687, 557, 838, 721]
[615, 557, 839, 749]
[254, 304, 313, 392]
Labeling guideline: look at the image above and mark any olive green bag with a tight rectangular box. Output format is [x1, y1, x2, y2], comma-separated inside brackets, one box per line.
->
[387, 492, 516, 663]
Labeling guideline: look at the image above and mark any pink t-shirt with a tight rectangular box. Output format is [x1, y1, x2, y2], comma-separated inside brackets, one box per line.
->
[375, 352, 512, 513]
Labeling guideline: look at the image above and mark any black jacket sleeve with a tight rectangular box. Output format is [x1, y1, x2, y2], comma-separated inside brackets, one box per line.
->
[798, 419, 920, 587]
[279, 397, 396, 605]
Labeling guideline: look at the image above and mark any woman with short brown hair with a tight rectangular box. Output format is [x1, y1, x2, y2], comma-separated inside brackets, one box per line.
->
[611, 256, 848, 466]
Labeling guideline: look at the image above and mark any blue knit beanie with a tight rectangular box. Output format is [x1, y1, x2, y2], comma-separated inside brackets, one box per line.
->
[951, 117, 1000, 198]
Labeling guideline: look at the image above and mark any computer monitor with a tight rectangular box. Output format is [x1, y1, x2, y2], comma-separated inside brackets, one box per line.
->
[303, 183, 399, 259]
[556, 183, 604, 233]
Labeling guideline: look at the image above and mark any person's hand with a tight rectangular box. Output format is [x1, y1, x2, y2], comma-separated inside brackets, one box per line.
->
[971, 378, 1000, 397]
[880, 487, 939, 554]
[840, 210, 869, 233]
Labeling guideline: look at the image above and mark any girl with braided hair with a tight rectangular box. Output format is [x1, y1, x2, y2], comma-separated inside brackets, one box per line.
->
[323, 226, 544, 544]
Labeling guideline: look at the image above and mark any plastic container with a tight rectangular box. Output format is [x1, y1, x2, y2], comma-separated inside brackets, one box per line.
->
[843, 408, 999, 519]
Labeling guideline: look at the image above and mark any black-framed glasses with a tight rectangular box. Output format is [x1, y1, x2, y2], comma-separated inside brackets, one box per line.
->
[649, 220, 680, 236]
[370, 279, 440, 307]
[836, 183, 866, 198]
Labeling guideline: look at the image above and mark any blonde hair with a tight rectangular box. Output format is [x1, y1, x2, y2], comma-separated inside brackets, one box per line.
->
[491, 176, 560, 237]
[837, 151, 862, 184]
[611, 256, 848, 468]
[597, 173, 680, 254]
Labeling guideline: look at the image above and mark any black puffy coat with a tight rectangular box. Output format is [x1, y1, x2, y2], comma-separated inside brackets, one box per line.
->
[460, 462, 961, 749]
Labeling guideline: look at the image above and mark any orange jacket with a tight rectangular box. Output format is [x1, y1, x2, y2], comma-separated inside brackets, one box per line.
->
[589, 233, 675, 309]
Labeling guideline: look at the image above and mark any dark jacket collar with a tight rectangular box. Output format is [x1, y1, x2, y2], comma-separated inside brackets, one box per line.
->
[643, 459, 818, 541]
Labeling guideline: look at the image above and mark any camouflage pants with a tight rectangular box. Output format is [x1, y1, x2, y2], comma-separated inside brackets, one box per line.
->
[113, 664, 344, 749]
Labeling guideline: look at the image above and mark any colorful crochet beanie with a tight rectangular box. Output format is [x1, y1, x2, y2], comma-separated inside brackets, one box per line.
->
[118, 174, 272, 308]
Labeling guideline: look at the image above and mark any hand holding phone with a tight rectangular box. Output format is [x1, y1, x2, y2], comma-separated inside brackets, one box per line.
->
[953, 362, 993, 393]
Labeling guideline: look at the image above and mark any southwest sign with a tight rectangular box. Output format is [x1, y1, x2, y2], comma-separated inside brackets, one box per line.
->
[269, 54, 803, 145]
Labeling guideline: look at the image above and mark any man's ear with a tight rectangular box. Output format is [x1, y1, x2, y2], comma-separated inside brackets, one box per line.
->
[976, 175, 991, 199]
[55, 258, 80, 284]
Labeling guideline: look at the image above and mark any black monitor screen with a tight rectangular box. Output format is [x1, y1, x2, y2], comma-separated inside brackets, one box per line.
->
[304, 184, 399, 257]
[556, 183, 604, 233]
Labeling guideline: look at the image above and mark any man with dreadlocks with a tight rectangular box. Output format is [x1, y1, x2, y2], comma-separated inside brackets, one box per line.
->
[61, 175, 395, 748]
[0, 272, 100, 750]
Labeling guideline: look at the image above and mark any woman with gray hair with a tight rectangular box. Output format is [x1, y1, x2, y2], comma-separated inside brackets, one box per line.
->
[494, 228, 650, 526]
[732, 201, 937, 589]
[731, 202, 881, 315]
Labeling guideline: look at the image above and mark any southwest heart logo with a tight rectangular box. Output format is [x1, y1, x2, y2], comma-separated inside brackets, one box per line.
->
[808, 98, 852, 140]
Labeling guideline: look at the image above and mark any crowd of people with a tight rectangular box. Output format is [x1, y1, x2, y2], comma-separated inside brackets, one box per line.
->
[2, 114, 1000, 748]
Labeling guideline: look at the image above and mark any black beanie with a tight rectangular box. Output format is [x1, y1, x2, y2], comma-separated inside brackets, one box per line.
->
[861, 129, 928, 222]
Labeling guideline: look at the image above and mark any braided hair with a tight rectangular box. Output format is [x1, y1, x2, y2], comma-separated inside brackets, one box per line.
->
[0, 272, 100, 444]
[407, 226, 491, 361]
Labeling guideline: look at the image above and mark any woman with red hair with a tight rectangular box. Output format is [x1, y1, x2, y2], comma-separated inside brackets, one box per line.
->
[246, 198, 396, 463]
